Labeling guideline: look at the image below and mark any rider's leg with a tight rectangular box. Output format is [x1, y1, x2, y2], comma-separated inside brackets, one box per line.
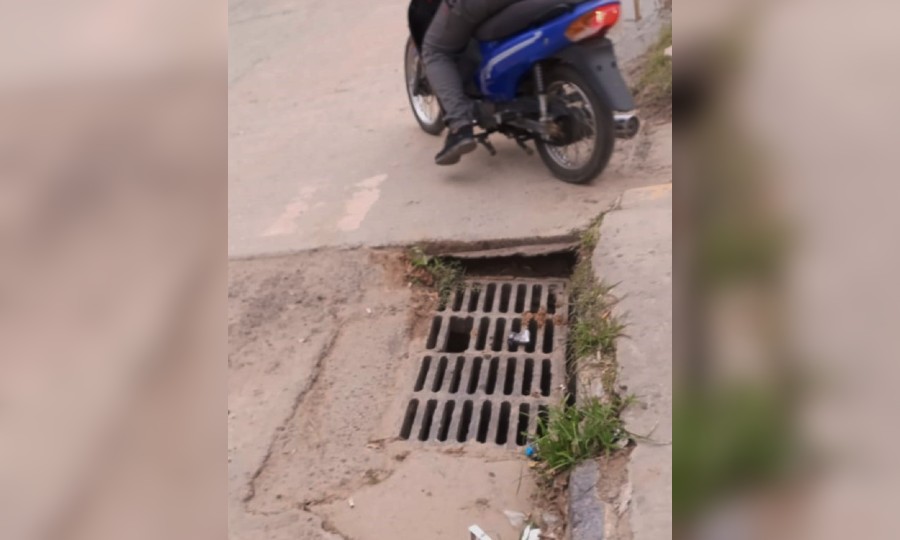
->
[422, 0, 519, 165]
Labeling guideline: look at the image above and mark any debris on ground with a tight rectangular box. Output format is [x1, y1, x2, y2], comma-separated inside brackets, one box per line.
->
[469, 524, 493, 540]
[521, 525, 541, 540]
[508, 329, 530, 347]
[523, 307, 548, 328]
[348, 498, 355, 508]
[503, 510, 527, 528]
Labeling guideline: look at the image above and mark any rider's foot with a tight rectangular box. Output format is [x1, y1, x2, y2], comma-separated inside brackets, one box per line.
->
[435, 125, 477, 166]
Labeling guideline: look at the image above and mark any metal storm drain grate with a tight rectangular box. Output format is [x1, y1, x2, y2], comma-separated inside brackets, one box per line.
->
[399, 279, 568, 447]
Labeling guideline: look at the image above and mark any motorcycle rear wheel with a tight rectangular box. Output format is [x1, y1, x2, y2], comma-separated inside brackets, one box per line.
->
[536, 66, 615, 184]
[404, 36, 444, 136]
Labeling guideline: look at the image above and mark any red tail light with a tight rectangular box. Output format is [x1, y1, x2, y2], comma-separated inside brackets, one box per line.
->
[565, 4, 621, 42]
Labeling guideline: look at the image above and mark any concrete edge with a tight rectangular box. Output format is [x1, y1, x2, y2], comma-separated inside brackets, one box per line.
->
[568, 461, 606, 540]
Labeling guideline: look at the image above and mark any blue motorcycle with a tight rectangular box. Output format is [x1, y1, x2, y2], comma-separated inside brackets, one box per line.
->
[406, 0, 640, 184]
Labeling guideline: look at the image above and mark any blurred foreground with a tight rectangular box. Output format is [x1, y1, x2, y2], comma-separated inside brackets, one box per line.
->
[677, 0, 900, 539]
[0, 1, 224, 539]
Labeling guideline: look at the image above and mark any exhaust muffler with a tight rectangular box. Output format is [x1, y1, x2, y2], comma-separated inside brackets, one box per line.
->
[614, 112, 640, 139]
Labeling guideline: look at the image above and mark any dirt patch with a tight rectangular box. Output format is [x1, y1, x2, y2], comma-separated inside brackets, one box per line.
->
[523, 307, 549, 329]
[373, 248, 439, 341]
[597, 451, 634, 540]
[317, 452, 540, 540]
[229, 249, 412, 538]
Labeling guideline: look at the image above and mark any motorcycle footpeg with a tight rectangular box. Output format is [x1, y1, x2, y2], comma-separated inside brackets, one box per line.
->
[515, 139, 534, 156]
[474, 101, 499, 130]
[476, 135, 497, 156]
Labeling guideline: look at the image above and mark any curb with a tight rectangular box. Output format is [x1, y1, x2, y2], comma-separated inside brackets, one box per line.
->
[568, 461, 607, 540]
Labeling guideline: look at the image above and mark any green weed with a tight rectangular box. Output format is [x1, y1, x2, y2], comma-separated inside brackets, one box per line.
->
[407, 247, 465, 307]
[533, 396, 631, 473]
[632, 24, 672, 119]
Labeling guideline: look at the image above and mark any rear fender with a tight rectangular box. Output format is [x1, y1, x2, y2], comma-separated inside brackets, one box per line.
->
[551, 37, 635, 111]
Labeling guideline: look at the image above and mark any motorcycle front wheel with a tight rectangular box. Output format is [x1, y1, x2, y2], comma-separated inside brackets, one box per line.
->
[404, 37, 444, 136]
[536, 66, 615, 185]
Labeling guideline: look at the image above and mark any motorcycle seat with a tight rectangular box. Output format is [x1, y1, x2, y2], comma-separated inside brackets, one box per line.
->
[475, 0, 587, 42]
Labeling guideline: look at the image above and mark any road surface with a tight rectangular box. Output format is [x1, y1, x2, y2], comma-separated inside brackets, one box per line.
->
[228, 0, 667, 257]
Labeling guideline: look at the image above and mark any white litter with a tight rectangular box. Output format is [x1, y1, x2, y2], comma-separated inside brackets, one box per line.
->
[508, 329, 530, 344]
[469, 525, 493, 540]
[521, 525, 541, 540]
[348, 498, 355, 508]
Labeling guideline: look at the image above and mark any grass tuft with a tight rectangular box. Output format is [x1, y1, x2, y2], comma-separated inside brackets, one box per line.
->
[569, 257, 626, 363]
[631, 24, 672, 121]
[533, 396, 631, 474]
[406, 247, 465, 307]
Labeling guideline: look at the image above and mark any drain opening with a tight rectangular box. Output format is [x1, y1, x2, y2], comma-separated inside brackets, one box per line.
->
[543, 321, 554, 353]
[503, 357, 517, 396]
[445, 317, 473, 352]
[484, 283, 496, 312]
[516, 404, 530, 446]
[403, 250, 573, 448]
[514, 284, 527, 313]
[486, 357, 499, 394]
[492, 319, 506, 352]
[418, 399, 438, 441]
[448, 357, 465, 393]
[457, 400, 474, 442]
[499, 284, 511, 312]
[476, 401, 492, 443]
[426, 317, 442, 350]
[414, 356, 432, 392]
[522, 358, 534, 395]
[525, 320, 538, 353]
[536, 404, 549, 437]
[432, 356, 449, 392]
[530, 285, 542, 313]
[541, 359, 552, 396]
[467, 357, 482, 394]
[467, 286, 481, 312]
[496, 402, 511, 445]
[437, 401, 455, 441]
[452, 290, 464, 311]
[475, 317, 489, 350]
[509, 319, 522, 352]
[400, 399, 419, 440]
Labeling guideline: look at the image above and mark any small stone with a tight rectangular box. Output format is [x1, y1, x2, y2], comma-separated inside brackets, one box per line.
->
[542, 512, 560, 526]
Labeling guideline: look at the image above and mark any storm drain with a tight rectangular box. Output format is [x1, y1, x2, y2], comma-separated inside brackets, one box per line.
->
[399, 279, 568, 447]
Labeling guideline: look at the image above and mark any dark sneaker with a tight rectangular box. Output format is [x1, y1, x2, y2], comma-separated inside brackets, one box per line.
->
[435, 125, 477, 166]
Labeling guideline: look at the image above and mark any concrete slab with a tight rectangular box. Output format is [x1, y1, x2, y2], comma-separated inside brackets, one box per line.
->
[593, 183, 672, 539]
[228, 0, 667, 258]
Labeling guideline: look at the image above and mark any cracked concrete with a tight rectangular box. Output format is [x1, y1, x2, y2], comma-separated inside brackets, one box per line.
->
[229, 249, 544, 539]
[592, 183, 673, 539]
